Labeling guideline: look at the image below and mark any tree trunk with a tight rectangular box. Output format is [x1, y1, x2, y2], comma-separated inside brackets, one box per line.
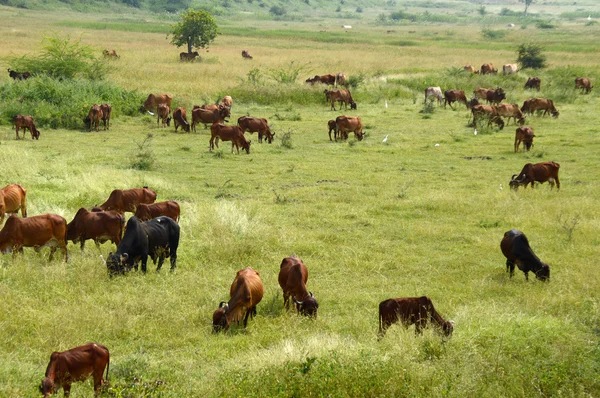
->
[187, 38, 192, 54]
[524, 3, 529, 17]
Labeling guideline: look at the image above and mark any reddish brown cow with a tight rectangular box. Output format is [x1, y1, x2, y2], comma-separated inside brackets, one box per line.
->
[471, 104, 504, 129]
[210, 123, 251, 154]
[335, 115, 364, 141]
[480, 63, 497, 75]
[327, 119, 337, 141]
[514, 126, 535, 152]
[474, 87, 506, 105]
[180, 51, 200, 61]
[102, 49, 119, 58]
[0, 184, 27, 223]
[278, 257, 319, 317]
[213, 267, 264, 332]
[501, 229, 550, 281]
[241, 50, 253, 59]
[0, 214, 67, 261]
[100, 104, 111, 130]
[463, 65, 479, 74]
[496, 103, 526, 125]
[40, 343, 110, 398]
[521, 98, 559, 118]
[443, 90, 468, 109]
[13, 114, 40, 140]
[378, 296, 454, 338]
[173, 107, 190, 133]
[142, 94, 173, 114]
[306, 74, 336, 85]
[509, 161, 560, 191]
[86, 105, 103, 132]
[134, 201, 180, 223]
[66, 208, 124, 250]
[192, 106, 230, 131]
[97, 187, 157, 213]
[237, 116, 274, 143]
[324, 89, 356, 111]
[575, 77, 593, 94]
[524, 77, 541, 91]
[157, 104, 171, 127]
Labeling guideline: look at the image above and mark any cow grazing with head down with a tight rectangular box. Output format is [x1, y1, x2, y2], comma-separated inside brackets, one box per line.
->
[213, 267, 264, 333]
[7, 68, 31, 80]
[378, 296, 454, 339]
[157, 104, 171, 127]
[471, 104, 504, 130]
[521, 98, 559, 118]
[142, 93, 172, 115]
[463, 65, 479, 74]
[327, 119, 337, 141]
[524, 77, 541, 91]
[575, 77, 593, 94]
[325, 89, 356, 111]
[40, 343, 110, 398]
[278, 257, 318, 317]
[102, 49, 119, 58]
[474, 87, 506, 105]
[67, 208, 124, 250]
[192, 105, 230, 131]
[480, 63, 498, 75]
[97, 187, 157, 214]
[180, 51, 200, 62]
[443, 90, 467, 109]
[336, 115, 364, 141]
[0, 214, 67, 261]
[85, 105, 103, 132]
[501, 229, 550, 281]
[100, 104, 111, 130]
[496, 103, 526, 126]
[237, 116, 274, 143]
[514, 126, 535, 152]
[424, 86, 443, 106]
[173, 107, 190, 133]
[134, 201, 180, 223]
[241, 50, 253, 59]
[306, 74, 336, 85]
[106, 216, 179, 275]
[13, 115, 40, 140]
[0, 184, 27, 223]
[502, 64, 519, 75]
[210, 123, 251, 154]
[509, 161, 560, 191]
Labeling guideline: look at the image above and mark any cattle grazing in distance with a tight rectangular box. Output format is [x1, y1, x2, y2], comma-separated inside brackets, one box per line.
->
[480, 63, 498, 75]
[180, 51, 200, 62]
[173, 107, 190, 133]
[213, 267, 264, 333]
[40, 343, 110, 398]
[0, 214, 67, 261]
[378, 296, 454, 339]
[443, 90, 468, 109]
[142, 93, 173, 115]
[7, 68, 31, 80]
[97, 187, 157, 214]
[325, 89, 356, 111]
[336, 115, 364, 141]
[335, 72, 347, 87]
[66, 208, 124, 250]
[241, 49, 253, 59]
[278, 257, 319, 317]
[501, 229, 550, 281]
[521, 98, 559, 118]
[514, 126, 535, 152]
[473, 87, 506, 105]
[463, 65, 479, 74]
[192, 105, 230, 131]
[100, 104, 111, 130]
[306, 74, 336, 85]
[327, 119, 337, 141]
[502, 63, 519, 75]
[210, 123, 251, 154]
[157, 104, 171, 127]
[13, 114, 40, 140]
[0, 184, 27, 223]
[86, 105, 103, 132]
[509, 161, 560, 191]
[467, 97, 480, 110]
[102, 49, 119, 58]
[495, 103, 526, 126]
[471, 104, 504, 130]
[424, 86, 444, 106]
[575, 77, 593, 94]
[237, 116, 275, 143]
[524, 77, 541, 91]
[134, 201, 180, 223]
[106, 216, 179, 275]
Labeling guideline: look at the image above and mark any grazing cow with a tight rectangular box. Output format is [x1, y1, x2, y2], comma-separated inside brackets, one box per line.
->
[237, 116, 274, 144]
[0, 184, 27, 223]
[463, 65, 479, 74]
[474, 87, 506, 105]
[134, 201, 180, 223]
[514, 126, 535, 152]
[378, 296, 454, 338]
[471, 104, 503, 129]
[336, 115, 364, 141]
[192, 106, 230, 131]
[213, 267, 264, 332]
[443, 90, 467, 109]
[324, 89, 356, 111]
[524, 77, 541, 91]
[521, 98, 559, 118]
[575, 77, 593, 94]
[467, 97, 480, 110]
[509, 161, 560, 191]
[0, 214, 67, 261]
[241, 50, 253, 59]
[100, 104, 111, 130]
[102, 49, 119, 58]
[67, 208, 124, 250]
[327, 119, 337, 141]
[502, 63, 519, 75]
[480, 63, 498, 75]
[85, 105, 103, 132]
[173, 107, 190, 133]
[335, 72, 347, 87]
[180, 51, 200, 61]
[210, 123, 251, 154]
[13, 114, 40, 140]
[221, 95, 233, 108]
[306, 74, 336, 85]
[424, 86, 443, 105]
[40, 343, 110, 398]
[97, 187, 157, 214]
[501, 229, 550, 281]
[7, 68, 31, 80]
[105, 216, 179, 275]
[496, 103, 526, 125]
[157, 104, 171, 127]
[278, 257, 318, 317]
[142, 93, 173, 114]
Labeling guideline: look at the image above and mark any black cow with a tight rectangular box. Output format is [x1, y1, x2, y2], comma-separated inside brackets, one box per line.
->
[500, 229, 550, 281]
[105, 216, 179, 275]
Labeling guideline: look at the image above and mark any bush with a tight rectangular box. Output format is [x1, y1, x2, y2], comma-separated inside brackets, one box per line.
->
[269, 5, 286, 16]
[517, 44, 547, 69]
[499, 8, 522, 17]
[130, 134, 156, 170]
[482, 28, 508, 39]
[268, 61, 310, 84]
[536, 21, 556, 29]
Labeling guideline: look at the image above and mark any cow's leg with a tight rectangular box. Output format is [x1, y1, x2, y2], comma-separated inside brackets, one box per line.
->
[283, 292, 290, 310]
[141, 256, 148, 273]
[63, 382, 72, 397]
[156, 254, 165, 272]
[169, 253, 177, 272]
[506, 260, 515, 278]
[243, 309, 251, 328]
[93, 370, 104, 397]
[555, 176, 560, 191]
[49, 246, 56, 261]
[81, 238, 87, 251]
[524, 271, 529, 281]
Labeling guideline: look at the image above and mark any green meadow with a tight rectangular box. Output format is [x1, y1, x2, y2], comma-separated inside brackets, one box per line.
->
[0, 2, 599, 396]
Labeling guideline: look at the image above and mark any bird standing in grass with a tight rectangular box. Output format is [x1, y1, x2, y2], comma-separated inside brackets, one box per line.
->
[382, 135, 389, 143]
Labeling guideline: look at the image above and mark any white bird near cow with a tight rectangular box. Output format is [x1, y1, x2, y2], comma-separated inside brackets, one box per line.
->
[382, 135, 389, 143]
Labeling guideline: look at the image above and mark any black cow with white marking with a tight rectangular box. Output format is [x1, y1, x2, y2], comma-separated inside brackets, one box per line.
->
[500, 229, 550, 281]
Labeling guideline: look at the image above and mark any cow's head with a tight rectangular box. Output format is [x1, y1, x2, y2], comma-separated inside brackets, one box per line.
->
[551, 109, 559, 118]
[166, 116, 172, 126]
[32, 128, 40, 140]
[517, 116, 526, 126]
[294, 292, 319, 318]
[350, 101, 357, 110]
[106, 252, 128, 276]
[212, 302, 230, 333]
[535, 264, 550, 282]
[509, 174, 526, 190]
[243, 140, 251, 154]
[40, 378, 54, 397]
[441, 320, 454, 338]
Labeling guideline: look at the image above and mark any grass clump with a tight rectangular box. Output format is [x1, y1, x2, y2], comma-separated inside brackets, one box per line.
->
[130, 133, 156, 170]
[481, 28, 508, 40]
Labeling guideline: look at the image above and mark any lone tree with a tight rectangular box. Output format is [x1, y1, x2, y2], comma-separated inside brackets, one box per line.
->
[169, 9, 218, 55]
[519, 0, 536, 17]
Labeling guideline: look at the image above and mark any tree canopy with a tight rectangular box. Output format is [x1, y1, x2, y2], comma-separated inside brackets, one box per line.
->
[169, 9, 218, 54]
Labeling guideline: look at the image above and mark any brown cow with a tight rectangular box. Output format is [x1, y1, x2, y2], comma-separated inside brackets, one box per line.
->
[86, 105, 103, 132]
[0, 184, 27, 223]
[378, 296, 454, 338]
[501, 229, 550, 281]
[509, 161, 560, 191]
[471, 104, 504, 129]
[0, 214, 67, 261]
[514, 126, 535, 152]
[97, 187, 157, 213]
[40, 343, 110, 398]
[221, 96, 233, 108]
[100, 104, 111, 130]
[443, 90, 467, 109]
[102, 49, 119, 58]
[335, 115, 364, 141]
[237, 116, 274, 143]
[327, 119, 337, 141]
[324, 89, 356, 111]
[278, 257, 318, 317]
[474, 87, 505, 105]
[496, 103, 526, 125]
[210, 123, 251, 154]
[157, 104, 171, 127]
[306, 74, 336, 85]
[213, 267, 264, 332]
[521, 98, 559, 118]
[575, 77, 593, 94]
[134, 201, 180, 223]
[463, 65, 479, 74]
[13, 114, 40, 140]
[180, 51, 200, 61]
[192, 106, 230, 131]
[480, 63, 497, 75]
[524, 77, 541, 91]
[173, 107, 190, 133]
[241, 50, 253, 59]
[142, 93, 173, 114]
[67, 208, 124, 250]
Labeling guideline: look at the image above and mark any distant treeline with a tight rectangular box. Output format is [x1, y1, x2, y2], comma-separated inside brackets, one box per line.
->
[0, 0, 190, 13]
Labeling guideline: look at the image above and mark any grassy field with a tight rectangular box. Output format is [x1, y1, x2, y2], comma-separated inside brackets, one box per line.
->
[1, 3, 599, 397]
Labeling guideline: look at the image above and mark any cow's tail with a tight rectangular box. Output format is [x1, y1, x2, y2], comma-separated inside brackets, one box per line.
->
[105, 354, 110, 384]
[348, 90, 354, 104]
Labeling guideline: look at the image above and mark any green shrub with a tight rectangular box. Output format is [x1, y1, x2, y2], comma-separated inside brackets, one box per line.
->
[268, 61, 310, 84]
[517, 44, 547, 69]
[482, 28, 508, 39]
[536, 21, 556, 29]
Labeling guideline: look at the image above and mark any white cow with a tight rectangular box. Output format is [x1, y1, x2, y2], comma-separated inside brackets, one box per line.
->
[503, 64, 519, 75]
[424, 86, 444, 105]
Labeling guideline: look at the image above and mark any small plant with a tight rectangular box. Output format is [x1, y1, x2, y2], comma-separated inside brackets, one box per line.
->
[398, 181, 412, 199]
[273, 189, 289, 204]
[212, 149, 225, 159]
[347, 73, 365, 89]
[585, 20, 597, 26]
[356, 6, 363, 13]
[299, 357, 317, 374]
[130, 134, 155, 170]
[558, 214, 579, 241]
[482, 28, 507, 39]
[269, 5, 286, 16]
[280, 129, 293, 149]
[478, 5, 486, 16]
[215, 179, 232, 199]
[268, 61, 309, 84]
[246, 68, 263, 85]
[517, 44, 547, 69]
[348, 139, 356, 147]
[536, 21, 555, 29]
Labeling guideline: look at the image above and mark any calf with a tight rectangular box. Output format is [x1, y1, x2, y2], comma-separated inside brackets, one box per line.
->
[221, 95, 233, 108]
[524, 77, 541, 91]
[134, 201, 180, 223]
[213, 267, 264, 332]
[192, 106, 230, 131]
[325, 89, 356, 111]
[237, 116, 274, 143]
[514, 126, 535, 152]
[0, 214, 67, 261]
[210, 123, 251, 154]
[327, 119, 337, 141]
[424, 86, 443, 106]
[278, 257, 318, 317]
[378, 296, 453, 338]
[496, 103, 525, 126]
[509, 161, 560, 191]
[173, 107, 190, 133]
[575, 77, 592, 94]
[480, 63, 497, 75]
[157, 104, 171, 127]
[443, 90, 467, 109]
[521, 98, 559, 118]
[67, 208, 124, 250]
[471, 104, 503, 129]
[242, 50, 253, 59]
[335, 115, 364, 141]
[0, 184, 27, 223]
[86, 105, 103, 132]
[13, 115, 40, 140]
[501, 229, 550, 281]
[100, 104, 111, 130]
[40, 343, 109, 398]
